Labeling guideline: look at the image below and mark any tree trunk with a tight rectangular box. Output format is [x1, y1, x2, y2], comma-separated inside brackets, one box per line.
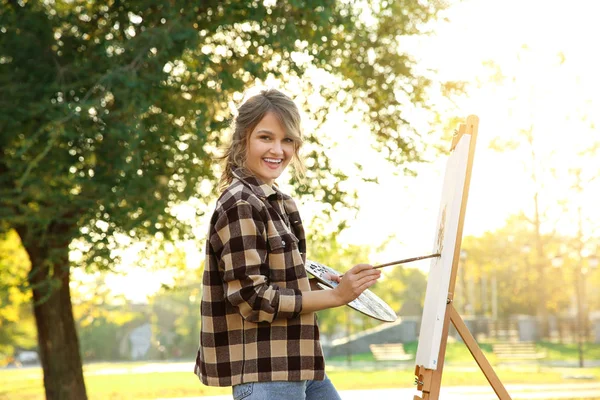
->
[26, 240, 88, 400]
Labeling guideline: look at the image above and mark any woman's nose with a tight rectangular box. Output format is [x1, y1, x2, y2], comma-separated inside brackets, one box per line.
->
[270, 140, 283, 154]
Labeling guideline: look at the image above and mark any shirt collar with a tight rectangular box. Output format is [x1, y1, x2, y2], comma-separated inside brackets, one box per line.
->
[232, 167, 288, 200]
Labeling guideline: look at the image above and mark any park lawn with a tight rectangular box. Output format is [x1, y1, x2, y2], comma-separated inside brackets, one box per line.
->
[85, 372, 230, 399]
[538, 342, 600, 361]
[329, 341, 600, 364]
[4, 342, 600, 399]
[328, 367, 600, 389]
[0, 368, 231, 400]
[1, 363, 599, 400]
[328, 341, 492, 363]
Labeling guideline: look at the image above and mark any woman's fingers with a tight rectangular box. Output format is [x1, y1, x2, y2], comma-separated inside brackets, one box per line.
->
[334, 264, 381, 303]
[356, 276, 379, 293]
[353, 267, 381, 283]
[348, 263, 374, 274]
[352, 274, 379, 289]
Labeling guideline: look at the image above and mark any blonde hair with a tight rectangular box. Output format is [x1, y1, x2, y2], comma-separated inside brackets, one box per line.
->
[218, 88, 306, 191]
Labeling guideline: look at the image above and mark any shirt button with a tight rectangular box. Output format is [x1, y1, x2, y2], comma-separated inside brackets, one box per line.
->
[282, 240, 286, 246]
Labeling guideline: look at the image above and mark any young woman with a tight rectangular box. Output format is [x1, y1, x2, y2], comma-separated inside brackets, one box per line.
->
[194, 88, 381, 399]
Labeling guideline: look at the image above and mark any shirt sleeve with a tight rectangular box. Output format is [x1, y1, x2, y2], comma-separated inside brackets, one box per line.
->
[210, 199, 302, 323]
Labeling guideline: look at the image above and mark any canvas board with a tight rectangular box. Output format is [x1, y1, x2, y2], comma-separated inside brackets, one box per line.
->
[415, 134, 472, 369]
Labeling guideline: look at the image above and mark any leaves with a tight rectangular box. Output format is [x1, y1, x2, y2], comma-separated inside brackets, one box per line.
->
[1, 0, 454, 270]
[0, 231, 35, 357]
[459, 216, 576, 318]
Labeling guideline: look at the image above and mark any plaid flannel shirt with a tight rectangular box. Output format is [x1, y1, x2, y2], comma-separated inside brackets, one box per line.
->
[194, 168, 325, 387]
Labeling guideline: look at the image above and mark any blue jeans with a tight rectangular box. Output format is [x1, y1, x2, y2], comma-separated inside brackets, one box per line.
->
[232, 375, 341, 400]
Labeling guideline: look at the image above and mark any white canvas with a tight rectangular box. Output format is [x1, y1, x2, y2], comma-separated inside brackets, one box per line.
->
[415, 134, 471, 369]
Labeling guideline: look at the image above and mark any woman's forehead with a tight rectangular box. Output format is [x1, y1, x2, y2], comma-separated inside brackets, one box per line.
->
[252, 112, 286, 134]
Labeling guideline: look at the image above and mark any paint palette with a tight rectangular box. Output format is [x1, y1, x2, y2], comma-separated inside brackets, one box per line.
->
[305, 259, 397, 322]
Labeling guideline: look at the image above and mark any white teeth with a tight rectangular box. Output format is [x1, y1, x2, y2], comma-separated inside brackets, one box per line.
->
[264, 158, 282, 164]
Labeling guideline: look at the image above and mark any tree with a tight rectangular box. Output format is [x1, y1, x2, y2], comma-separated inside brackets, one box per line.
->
[149, 270, 203, 359]
[376, 265, 427, 316]
[489, 126, 555, 334]
[0, 1, 450, 398]
[460, 216, 572, 321]
[71, 274, 146, 362]
[0, 231, 36, 363]
[485, 46, 600, 335]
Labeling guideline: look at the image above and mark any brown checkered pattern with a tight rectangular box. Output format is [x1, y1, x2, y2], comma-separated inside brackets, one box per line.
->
[194, 168, 325, 387]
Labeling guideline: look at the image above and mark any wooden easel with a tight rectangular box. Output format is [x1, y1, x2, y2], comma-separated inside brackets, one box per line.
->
[414, 116, 512, 400]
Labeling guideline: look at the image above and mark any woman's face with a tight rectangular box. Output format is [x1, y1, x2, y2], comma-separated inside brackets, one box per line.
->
[246, 112, 295, 186]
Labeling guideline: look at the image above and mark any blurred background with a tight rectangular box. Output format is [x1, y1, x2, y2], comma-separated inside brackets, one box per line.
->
[2, 0, 600, 399]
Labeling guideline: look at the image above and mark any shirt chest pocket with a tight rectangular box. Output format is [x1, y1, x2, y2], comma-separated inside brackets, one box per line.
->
[267, 232, 297, 252]
[266, 232, 304, 282]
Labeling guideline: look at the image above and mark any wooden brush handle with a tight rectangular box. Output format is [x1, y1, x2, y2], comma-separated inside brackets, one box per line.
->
[373, 253, 440, 269]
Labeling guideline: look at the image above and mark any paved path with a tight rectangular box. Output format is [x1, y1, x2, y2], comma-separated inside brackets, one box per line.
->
[159, 383, 600, 400]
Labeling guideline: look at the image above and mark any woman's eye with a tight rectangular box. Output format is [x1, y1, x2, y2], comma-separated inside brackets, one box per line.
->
[259, 135, 271, 140]
[283, 138, 294, 143]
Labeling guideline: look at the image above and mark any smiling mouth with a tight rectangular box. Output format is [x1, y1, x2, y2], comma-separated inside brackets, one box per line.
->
[263, 158, 283, 165]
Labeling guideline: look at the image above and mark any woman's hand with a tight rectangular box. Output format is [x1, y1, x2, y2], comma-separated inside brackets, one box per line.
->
[331, 264, 381, 305]
[301, 264, 380, 313]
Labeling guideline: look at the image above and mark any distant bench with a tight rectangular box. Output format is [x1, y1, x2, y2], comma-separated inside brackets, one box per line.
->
[492, 342, 546, 363]
[369, 343, 414, 362]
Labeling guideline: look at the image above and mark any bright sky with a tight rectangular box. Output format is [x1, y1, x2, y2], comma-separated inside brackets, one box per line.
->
[336, 0, 600, 266]
[89, 0, 600, 302]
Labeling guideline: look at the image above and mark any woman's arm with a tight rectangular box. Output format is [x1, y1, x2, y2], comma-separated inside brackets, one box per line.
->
[301, 263, 381, 313]
[213, 200, 302, 323]
[308, 278, 321, 291]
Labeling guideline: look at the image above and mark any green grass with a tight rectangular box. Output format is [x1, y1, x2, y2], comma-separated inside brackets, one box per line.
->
[538, 342, 600, 361]
[328, 341, 600, 364]
[328, 367, 599, 388]
[328, 341, 489, 364]
[2, 342, 600, 400]
[1, 364, 599, 400]
[0, 367, 231, 400]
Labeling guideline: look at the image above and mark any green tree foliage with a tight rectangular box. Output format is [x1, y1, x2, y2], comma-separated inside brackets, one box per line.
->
[459, 215, 573, 319]
[585, 258, 600, 313]
[376, 265, 427, 316]
[0, 1, 450, 398]
[558, 149, 600, 316]
[71, 274, 147, 361]
[305, 228, 377, 337]
[0, 231, 36, 364]
[149, 267, 203, 359]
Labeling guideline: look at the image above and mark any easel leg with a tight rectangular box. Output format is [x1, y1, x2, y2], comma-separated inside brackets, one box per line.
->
[414, 303, 513, 400]
[448, 304, 512, 400]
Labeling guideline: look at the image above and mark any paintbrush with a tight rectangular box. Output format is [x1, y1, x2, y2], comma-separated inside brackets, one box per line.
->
[335, 253, 441, 279]
[372, 253, 441, 269]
